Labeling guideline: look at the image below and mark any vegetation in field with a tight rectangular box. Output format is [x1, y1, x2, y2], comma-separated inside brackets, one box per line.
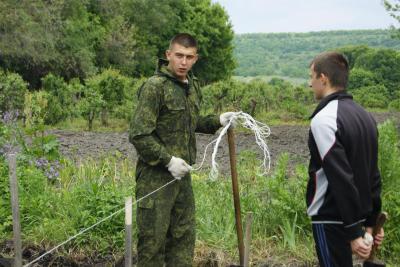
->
[2, 44, 400, 132]
[0, 117, 399, 265]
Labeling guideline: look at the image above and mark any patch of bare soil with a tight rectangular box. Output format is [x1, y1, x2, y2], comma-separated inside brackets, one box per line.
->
[50, 112, 399, 174]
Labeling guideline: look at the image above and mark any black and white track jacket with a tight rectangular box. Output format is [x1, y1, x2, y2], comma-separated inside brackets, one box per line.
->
[306, 91, 382, 240]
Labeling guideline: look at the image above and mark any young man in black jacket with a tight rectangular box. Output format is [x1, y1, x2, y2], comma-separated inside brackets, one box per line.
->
[306, 51, 384, 266]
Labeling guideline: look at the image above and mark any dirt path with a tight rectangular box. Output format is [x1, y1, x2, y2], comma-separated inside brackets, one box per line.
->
[50, 112, 400, 173]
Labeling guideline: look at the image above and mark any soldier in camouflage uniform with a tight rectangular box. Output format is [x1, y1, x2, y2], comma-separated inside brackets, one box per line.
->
[129, 33, 236, 266]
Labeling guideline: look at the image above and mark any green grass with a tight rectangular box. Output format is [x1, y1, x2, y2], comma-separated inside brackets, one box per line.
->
[0, 151, 316, 265]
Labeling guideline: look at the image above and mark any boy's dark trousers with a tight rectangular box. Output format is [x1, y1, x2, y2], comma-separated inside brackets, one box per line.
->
[312, 223, 353, 267]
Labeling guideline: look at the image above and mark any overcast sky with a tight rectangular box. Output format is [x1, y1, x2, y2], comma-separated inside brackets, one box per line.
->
[213, 0, 399, 34]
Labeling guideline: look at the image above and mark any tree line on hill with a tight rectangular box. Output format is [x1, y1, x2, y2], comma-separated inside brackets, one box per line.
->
[234, 30, 400, 78]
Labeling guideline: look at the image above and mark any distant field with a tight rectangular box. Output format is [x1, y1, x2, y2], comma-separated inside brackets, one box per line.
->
[234, 29, 400, 78]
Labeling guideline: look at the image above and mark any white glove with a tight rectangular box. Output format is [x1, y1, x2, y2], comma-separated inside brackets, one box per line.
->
[363, 232, 373, 247]
[166, 156, 192, 180]
[220, 112, 237, 128]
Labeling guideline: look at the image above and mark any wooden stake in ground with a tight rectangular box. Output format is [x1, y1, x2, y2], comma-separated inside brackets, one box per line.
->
[227, 128, 245, 266]
[125, 197, 132, 267]
[8, 153, 22, 267]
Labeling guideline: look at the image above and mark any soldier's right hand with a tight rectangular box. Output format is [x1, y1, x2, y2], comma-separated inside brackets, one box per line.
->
[166, 156, 192, 180]
[220, 112, 238, 128]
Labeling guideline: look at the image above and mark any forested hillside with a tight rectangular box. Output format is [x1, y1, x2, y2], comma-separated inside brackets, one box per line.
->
[234, 29, 400, 78]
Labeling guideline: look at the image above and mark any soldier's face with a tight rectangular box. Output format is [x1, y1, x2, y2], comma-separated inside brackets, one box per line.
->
[166, 44, 198, 81]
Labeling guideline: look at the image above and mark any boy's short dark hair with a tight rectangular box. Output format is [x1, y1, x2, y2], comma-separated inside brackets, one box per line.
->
[311, 52, 349, 90]
[169, 33, 198, 49]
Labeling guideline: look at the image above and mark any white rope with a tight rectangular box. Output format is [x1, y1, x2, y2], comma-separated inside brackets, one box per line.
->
[193, 111, 271, 180]
[24, 178, 178, 267]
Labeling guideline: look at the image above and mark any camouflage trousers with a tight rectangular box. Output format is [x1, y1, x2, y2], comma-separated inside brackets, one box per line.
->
[135, 164, 195, 267]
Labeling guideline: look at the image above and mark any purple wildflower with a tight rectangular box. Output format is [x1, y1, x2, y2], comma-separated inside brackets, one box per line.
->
[34, 157, 61, 180]
[1, 110, 19, 125]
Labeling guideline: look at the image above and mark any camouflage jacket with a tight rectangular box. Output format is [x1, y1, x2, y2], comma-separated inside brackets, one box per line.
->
[129, 59, 221, 167]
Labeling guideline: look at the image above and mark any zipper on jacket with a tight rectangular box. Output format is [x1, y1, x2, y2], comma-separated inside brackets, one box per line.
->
[186, 85, 192, 164]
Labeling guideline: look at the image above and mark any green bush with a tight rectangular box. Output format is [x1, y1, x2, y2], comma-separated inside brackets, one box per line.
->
[388, 99, 400, 111]
[23, 91, 48, 130]
[86, 69, 131, 125]
[348, 68, 380, 90]
[113, 77, 145, 122]
[41, 74, 73, 124]
[352, 85, 389, 108]
[77, 87, 105, 131]
[202, 78, 313, 122]
[0, 71, 28, 113]
[67, 78, 86, 119]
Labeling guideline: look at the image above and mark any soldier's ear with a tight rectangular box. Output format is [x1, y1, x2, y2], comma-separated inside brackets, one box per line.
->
[166, 50, 171, 61]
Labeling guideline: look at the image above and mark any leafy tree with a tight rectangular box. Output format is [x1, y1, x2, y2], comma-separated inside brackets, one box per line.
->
[347, 68, 380, 90]
[23, 91, 48, 135]
[78, 87, 105, 131]
[389, 99, 400, 111]
[41, 74, 73, 124]
[202, 79, 235, 113]
[86, 0, 137, 75]
[67, 78, 86, 119]
[354, 48, 400, 97]
[202, 78, 313, 120]
[123, 0, 236, 83]
[352, 85, 390, 109]
[177, 0, 236, 83]
[0, 0, 104, 87]
[0, 71, 28, 113]
[85, 69, 130, 126]
[384, 0, 400, 39]
[338, 45, 372, 69]
[123, 0, 181, 77]
[57, 0, 102, 80]
[113, 77, 145, 122]
[0, 0, 59, 88]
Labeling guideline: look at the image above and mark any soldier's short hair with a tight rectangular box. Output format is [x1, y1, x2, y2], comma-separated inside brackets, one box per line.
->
[169, 33, 198, 49]
[310, 52, 349, 90]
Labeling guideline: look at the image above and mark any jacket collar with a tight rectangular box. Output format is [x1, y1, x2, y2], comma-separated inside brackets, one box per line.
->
[310, 91, 353, 119]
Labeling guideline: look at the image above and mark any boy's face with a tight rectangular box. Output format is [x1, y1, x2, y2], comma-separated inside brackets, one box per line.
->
[166, 43, 198, 81]
[309, 64, 327, 100]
